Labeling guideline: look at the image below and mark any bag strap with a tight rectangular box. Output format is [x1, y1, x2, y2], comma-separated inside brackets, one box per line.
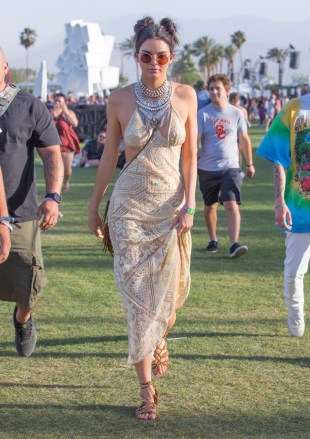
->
[0, 84, 20, 118]
[118, 129, 154, 177]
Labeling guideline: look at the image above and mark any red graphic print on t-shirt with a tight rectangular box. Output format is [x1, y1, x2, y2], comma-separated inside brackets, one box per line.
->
[216, 123, 227, 140]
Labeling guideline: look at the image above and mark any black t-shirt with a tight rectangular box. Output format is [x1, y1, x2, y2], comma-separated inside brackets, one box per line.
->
[0, 90, 60, 222]
[84, 139, 104, 160]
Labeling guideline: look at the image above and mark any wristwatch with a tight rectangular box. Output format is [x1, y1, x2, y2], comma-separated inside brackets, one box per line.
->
[45, 192, 62, 204]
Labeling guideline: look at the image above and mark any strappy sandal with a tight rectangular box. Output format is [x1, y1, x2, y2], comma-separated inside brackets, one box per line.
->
[135, 381, 158, 420]
[152, 329, 169, 378]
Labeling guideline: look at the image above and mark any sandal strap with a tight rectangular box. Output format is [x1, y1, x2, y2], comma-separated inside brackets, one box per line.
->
[139, 381, 153, 389]
[153, 337, 168, 365]
[136, 400, 157, 417]
[139, 382, 158, 403]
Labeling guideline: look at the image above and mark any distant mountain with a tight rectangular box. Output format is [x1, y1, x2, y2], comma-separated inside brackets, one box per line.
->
[8, 15, 310, 86]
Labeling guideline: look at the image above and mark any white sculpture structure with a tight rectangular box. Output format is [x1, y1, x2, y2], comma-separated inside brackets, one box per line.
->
[56, 19, 119, 96]
[33, 60, 47, 101]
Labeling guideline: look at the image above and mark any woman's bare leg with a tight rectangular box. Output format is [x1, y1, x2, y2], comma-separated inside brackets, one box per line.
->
[135, 353, 157, 420]
[61, 152, 74, 192]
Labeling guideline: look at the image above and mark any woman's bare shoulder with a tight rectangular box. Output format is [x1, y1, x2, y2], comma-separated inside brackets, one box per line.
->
[173, 82, 196, 100]
[108, 84, 135, 106]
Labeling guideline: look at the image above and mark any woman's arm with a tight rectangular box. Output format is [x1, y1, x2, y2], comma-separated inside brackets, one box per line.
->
[61, 100, 78, 127]
[88, 92, 123, 238]
[173, 85, 198, 235]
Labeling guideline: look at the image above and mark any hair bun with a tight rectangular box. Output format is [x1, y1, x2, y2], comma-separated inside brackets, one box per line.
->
[159, 18, 179, 46]
[134, 16, 154, 37]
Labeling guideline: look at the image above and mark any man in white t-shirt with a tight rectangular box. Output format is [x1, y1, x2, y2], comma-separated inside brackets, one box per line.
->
[198, 74, 255, 258]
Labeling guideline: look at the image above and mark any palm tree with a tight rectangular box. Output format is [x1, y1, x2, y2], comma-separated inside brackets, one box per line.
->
[20, 27, 37, 92]
[119, 37, 139, 81]
[231, 30, 246, 83]
[171, 44, 201, 84]
[224, 45, 237, 82]
[180, 44, 195, 63]
[266, 47, 289, 87]
[214, 44, 225, 73]
[192, 36, 216, 83]
[210, 44, 225, 75]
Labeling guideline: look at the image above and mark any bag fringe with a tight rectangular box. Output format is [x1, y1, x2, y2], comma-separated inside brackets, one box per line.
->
[101, 200, 114, 256]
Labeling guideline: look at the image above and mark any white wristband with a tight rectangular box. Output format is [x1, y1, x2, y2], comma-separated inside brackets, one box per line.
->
[0, 220, 13, 232]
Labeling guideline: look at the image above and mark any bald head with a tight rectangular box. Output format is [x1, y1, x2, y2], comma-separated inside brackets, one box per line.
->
[0, 47, 9, 91]
[0, 48, 5, 62]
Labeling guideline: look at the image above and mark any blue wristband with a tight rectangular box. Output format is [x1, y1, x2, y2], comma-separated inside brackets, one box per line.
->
[0, 216, 16, 223]
[182, 205, 196, 215]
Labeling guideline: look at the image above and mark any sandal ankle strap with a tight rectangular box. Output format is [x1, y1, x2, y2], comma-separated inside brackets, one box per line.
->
[139, 381, 153, 389]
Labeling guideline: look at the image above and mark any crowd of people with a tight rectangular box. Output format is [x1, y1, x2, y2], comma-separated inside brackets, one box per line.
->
[0, 15, 309, 423]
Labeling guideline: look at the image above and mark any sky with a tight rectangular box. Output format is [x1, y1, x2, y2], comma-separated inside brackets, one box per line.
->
[1, 0, 310, 82]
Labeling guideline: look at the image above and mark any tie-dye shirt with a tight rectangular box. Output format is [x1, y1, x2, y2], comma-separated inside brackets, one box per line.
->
[257, 94, 310, 233]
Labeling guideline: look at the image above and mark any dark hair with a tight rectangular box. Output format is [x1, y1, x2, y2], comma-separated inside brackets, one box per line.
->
[133, 16, 179, 54]
[229, 92, 240, 103]
[53, 92, 66, 99]
[207, 74, 232, 92]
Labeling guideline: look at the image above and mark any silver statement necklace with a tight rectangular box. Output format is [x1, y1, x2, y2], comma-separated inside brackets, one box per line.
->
[134, 80, 172, 129]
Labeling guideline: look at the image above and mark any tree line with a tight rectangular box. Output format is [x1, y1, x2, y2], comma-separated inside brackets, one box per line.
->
[15, 27, 301, 92]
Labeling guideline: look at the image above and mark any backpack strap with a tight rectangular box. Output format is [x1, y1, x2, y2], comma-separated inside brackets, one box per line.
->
[0, 84, 20, 118]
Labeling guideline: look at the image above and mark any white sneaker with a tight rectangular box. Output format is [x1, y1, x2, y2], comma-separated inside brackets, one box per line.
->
[287, 310, 305, 337]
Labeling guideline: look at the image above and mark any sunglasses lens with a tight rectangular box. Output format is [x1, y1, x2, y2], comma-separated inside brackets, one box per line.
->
[157, 55, 169, 65]
[139, 53, 170, 65]
[140, 53, 152, 63]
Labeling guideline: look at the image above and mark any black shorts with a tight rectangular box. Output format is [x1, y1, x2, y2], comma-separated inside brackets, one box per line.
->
[198, 168, 242, 206]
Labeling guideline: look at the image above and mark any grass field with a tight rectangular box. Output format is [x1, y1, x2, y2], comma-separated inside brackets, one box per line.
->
[0, 124, 309, 439]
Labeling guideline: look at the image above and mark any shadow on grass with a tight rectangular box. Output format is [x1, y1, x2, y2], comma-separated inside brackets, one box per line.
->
[0, 328, 277, 352]
[0, 346, 308, 367]
[0, 403, 309, 438]
[0, 382, 110, 389]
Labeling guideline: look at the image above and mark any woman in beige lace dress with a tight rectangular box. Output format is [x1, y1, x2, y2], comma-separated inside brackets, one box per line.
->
[88, 16, 197, 420]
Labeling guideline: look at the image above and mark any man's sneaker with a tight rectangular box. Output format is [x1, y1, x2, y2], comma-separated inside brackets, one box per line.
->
[13, 306, 37, 357]
[288, 309, 305, 337]
[229, 242, 248, 258]
[205, 240, 218, 253]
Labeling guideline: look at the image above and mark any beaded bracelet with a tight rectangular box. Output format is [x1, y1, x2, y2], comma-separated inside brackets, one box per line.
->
[182, 205, 196, 215]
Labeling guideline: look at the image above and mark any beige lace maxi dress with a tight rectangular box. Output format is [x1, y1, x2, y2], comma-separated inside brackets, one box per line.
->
[108, 107, 192, 365]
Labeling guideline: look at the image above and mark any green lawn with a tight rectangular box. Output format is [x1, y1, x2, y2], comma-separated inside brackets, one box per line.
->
[0, 123, 309, 439]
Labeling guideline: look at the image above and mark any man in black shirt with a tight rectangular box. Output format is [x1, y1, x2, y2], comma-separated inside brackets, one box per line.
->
[82, 131, 106, 168]
[0, 48, 64, 356]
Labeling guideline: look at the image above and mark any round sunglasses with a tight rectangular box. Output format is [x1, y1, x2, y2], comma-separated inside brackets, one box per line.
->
[138, 53, 171, 65]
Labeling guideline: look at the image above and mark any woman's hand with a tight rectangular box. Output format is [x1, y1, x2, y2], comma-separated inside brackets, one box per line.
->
[171, 210, 194, 235]
[88, 211, 104, 239]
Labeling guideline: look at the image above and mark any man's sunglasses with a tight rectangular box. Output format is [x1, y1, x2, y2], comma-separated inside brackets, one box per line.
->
[138, 53, 171, 65]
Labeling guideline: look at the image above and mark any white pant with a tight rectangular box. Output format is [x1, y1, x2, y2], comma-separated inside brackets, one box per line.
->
[284, 232, 310, 313]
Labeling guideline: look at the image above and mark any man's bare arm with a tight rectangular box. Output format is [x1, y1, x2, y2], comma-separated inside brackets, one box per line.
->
[0, 167, 11, 263]
[274, 163, 286, 204]
[38, 145, 64, 193]
[36, 145, 64, 230]
[274, 163, 292, 230]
